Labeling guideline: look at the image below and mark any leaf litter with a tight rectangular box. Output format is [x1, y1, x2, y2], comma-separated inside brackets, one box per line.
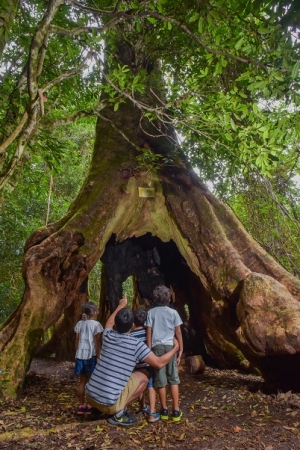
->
[0, 359, 300, 449]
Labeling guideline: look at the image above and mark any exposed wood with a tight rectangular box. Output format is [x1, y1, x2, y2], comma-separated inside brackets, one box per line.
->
[186, 355, 205, 374]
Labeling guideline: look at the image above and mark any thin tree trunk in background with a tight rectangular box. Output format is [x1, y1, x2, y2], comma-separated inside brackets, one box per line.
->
[45, 174, 53, 226]
[0, 0, 19, 57]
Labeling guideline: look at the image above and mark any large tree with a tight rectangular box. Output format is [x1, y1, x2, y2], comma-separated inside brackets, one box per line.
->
[0, 0, 300, 398]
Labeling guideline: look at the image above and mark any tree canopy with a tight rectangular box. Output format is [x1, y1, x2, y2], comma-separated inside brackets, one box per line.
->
[1, 0, 300, 187]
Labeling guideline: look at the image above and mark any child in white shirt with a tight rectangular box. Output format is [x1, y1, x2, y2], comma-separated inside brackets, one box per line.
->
[74, 301, 103, 414]
[146, 286, 183, 421]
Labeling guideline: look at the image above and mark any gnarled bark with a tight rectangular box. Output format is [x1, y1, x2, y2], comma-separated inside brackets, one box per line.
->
[1, 51, 300, 398]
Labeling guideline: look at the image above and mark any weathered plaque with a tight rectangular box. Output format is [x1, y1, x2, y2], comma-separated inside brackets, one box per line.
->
[138, 187, 155, 198]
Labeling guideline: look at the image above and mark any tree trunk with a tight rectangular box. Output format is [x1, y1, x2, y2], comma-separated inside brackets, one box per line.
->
[0, 0, 19, 56]
[1, 49, 300, 399]
[34, 283, 88, 361]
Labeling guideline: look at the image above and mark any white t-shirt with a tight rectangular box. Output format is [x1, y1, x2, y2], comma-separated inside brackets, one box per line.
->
[146, 306, 182, 347]
[74, 319, 103, 360]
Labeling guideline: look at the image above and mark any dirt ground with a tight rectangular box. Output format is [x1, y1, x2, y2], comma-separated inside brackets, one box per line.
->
[1, 359, 300, 449]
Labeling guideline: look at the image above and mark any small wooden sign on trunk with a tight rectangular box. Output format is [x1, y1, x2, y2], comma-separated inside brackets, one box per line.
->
[138, 187, 155, 198]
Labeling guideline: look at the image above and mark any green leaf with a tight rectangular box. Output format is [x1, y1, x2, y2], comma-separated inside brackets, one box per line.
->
[273, 73, 284, 81]
[157, 2, 164, 13]
[258, 27, 272, 34]
[198, 67, 209, 78]
[221, 57, 227, 68]
[210, 10, 220, 20]
[291, 61, 300, 79]
[263, 128, 269, 139]
[207, 12, 214, 27]
[130, 1, 139, 9]
[147, 17, 157, 24]
[235, 38, 244, 50]
[188, 12, 200, 23]
[268, 153, 279, 162]
[213, 61, 223, 76]
[198, 17, 204, 33]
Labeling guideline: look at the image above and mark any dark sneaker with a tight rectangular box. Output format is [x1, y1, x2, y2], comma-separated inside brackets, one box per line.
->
[107, 411, 137, 427]
[76, 405, 86, 415]
[148, 411, 160, 423]
[89, 408, 106, 420]
[140, 404, 150, 414]
[85, 405, 92, 414]
[172, 409, 183, 422]
[159, 408, 169, 420]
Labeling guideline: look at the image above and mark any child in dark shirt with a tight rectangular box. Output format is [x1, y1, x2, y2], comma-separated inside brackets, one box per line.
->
[130, 308, 159, 423]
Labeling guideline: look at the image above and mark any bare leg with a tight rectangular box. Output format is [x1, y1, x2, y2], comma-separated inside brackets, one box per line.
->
[138, 391, 145, 409]
[125, 371, 148, 406]
[157, 386, 167, 409]
[170, 384, 179, 411]
[78, 375, 89, 405]
[148, 387, 156, 413]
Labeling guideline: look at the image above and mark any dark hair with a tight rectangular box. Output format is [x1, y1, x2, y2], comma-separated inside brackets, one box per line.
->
[153, 285, 171, 306]
[82, 301, 97, 320]
[115, 308, 134, 333]
[133, 308, 147, 327]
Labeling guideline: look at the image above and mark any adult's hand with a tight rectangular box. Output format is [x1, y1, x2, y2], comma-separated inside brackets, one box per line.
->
[105, 294, 128, 329]
[119, 293, 127, 308]
[173, 337, 179, 352]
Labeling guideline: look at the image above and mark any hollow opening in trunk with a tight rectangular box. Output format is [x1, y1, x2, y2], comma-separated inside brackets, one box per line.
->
[100, 233, 209, 356]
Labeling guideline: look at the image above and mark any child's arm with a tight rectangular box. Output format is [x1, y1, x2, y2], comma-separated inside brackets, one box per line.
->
[146, 326, 152, 349]
[94, 332, 101, 359]
[175, 325, 183, 365]
[75, 333, 79, 353]
[105, 295, 127, 329]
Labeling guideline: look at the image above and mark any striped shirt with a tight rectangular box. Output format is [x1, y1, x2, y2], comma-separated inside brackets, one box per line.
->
[85, 328, 152, 405]
[130, 327, 149, 369]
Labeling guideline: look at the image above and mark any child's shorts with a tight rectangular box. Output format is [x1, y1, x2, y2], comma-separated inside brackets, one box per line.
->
[152, 344, 180, 387]
[145, 366, 154, 389]
[134, 365, 154, 388]
[74, 356, 97, 376]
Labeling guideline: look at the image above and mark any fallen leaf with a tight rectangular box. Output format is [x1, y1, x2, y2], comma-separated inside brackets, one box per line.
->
[176, 433, 186, 441]
[283, 426, 298, 434]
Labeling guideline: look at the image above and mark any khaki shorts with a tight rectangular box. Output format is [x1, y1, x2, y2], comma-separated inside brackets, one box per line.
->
[86, 372, 140, 415]
[152, 344, 180, 387]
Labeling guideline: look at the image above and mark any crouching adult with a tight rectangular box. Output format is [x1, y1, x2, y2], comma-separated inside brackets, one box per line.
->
[85, 297, 179, 427]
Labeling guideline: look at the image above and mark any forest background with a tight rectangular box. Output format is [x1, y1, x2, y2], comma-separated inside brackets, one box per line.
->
[0, 0, 300, 327]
